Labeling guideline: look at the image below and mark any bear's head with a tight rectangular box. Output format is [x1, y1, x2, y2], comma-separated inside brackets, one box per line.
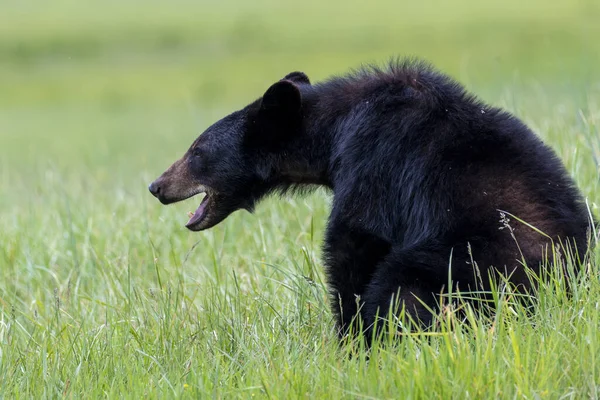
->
[148, 72, 315, 231]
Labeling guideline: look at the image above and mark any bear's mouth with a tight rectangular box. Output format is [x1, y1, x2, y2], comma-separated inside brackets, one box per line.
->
[186, 190, 212, 231]
[182, 185, 246, 232]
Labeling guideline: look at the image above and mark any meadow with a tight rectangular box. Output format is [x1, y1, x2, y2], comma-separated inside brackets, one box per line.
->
[1, 0, 600, 397]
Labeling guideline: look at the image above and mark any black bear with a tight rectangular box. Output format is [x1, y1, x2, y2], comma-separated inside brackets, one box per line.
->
[149, 59, 593, 338]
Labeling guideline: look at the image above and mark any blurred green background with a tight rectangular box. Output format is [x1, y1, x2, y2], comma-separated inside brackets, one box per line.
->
[1, 1, 600, 397]
[1, 0, 599, 174]
[2, 0, 599, 223]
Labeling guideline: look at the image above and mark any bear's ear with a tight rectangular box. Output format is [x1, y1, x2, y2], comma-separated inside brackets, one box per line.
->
[260, 80, 302, 116]
[283, 71, 310, 85]
[250, 80, 303, 148]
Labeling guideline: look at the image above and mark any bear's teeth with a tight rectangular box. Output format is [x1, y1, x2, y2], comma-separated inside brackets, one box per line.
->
[188, 211, 195, 218]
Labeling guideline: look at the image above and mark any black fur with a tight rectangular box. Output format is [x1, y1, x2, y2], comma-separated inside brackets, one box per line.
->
[150, 59, 593, 339]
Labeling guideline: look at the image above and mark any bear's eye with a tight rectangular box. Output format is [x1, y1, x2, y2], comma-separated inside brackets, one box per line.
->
[191, 147, 202, 157]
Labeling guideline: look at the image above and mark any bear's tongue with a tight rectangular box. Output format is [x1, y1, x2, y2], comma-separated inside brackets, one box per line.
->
[186, 195, 208, 227]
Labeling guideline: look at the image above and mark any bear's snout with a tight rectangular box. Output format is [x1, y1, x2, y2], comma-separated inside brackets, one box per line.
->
[148, 179, 172, 204]
[148, 180, 161, 198]
[148, 157, 203, 205]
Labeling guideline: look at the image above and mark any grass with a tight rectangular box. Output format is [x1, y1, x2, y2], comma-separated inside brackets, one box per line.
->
[1, 0, 600, 397]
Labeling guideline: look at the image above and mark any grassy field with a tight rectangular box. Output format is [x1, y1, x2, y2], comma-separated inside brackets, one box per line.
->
[1, 0, 600, 397]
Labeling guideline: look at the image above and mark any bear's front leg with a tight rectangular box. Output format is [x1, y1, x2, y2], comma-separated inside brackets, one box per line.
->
[323, 220, 391, 337]
[361, 240, 466, 339]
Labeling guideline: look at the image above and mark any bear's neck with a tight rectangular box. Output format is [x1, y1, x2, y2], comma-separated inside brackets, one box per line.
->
[268, 84, 364, 191]
[273, 135, 333, 188]
[274, 93, 337, 189]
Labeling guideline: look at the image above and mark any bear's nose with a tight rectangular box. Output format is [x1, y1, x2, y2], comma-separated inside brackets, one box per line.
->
[148, 181, 161, 198]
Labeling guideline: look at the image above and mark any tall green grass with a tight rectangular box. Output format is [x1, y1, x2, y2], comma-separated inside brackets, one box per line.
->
[1, 0, 600, 397]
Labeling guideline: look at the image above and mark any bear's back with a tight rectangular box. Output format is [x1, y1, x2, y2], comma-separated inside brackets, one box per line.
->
[318, 60, 591, 264]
